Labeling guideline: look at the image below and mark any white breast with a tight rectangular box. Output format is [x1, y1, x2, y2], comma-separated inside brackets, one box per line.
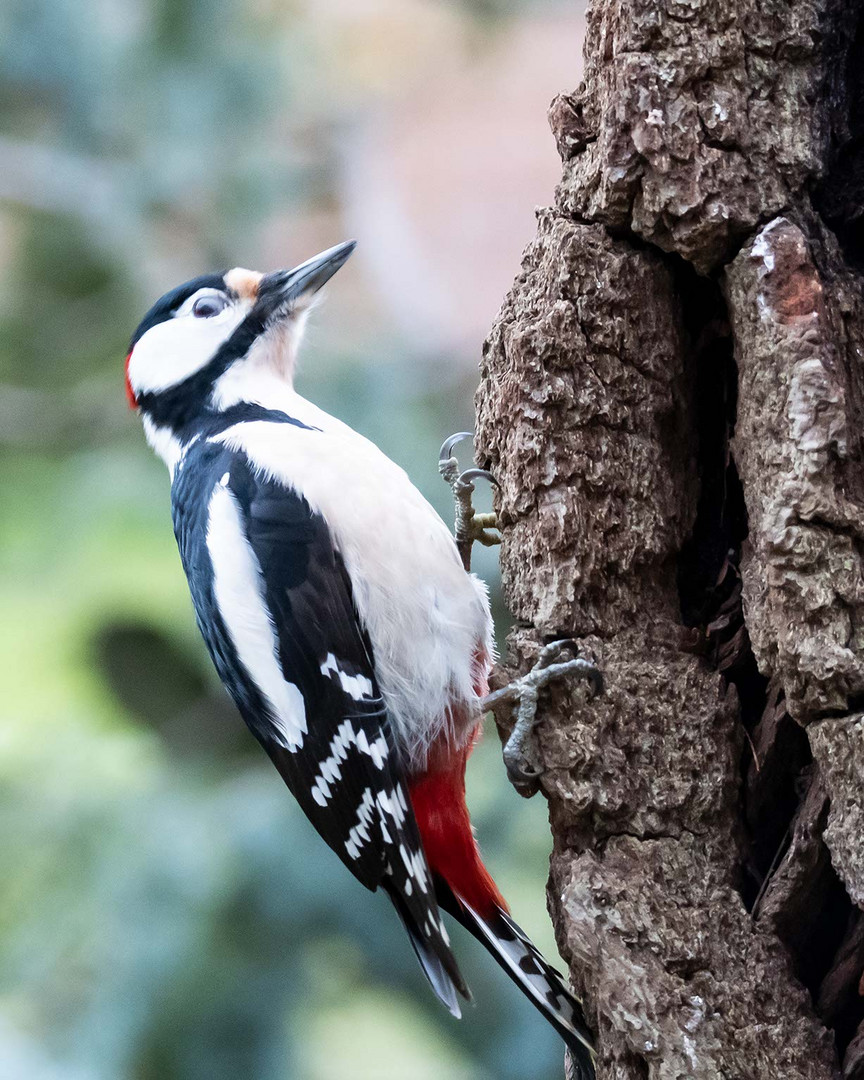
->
[212, 383, 493, 770]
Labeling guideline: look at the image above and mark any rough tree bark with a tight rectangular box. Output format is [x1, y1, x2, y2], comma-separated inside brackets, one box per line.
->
[476, 1, 864, 1076]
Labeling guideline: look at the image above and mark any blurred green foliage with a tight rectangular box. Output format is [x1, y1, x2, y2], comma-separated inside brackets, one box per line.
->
[0, 1, 572, 1077]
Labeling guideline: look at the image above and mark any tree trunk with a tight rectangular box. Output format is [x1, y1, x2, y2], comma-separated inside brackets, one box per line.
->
[475, 1, 864, 1076]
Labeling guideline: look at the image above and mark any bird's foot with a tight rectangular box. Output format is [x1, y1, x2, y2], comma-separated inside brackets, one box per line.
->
[439, 433, 501, 571]
[480, 640, 603, 796]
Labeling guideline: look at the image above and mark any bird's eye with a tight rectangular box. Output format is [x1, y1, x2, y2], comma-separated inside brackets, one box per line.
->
[192, 294, 228, 318]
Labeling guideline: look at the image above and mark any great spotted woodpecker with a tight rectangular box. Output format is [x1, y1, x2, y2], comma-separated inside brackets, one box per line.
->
[125, 241, 596, 1075]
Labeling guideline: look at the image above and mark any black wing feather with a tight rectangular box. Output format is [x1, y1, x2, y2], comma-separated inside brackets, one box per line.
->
[171, 436, 467, 1002]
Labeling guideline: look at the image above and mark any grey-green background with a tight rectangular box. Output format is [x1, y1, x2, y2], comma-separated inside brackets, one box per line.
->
[0, 2, 586, 1076]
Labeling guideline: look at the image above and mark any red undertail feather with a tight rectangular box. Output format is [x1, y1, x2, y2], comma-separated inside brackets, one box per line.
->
[409, 646, 505, 915]
[409, 737, 507, 915]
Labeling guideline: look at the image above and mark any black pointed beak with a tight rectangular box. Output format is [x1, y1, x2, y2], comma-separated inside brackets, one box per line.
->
[257, 241, 357, 316]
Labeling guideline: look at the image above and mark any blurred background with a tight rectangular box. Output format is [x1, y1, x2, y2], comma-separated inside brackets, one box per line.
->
[0, 1, 585, 1077]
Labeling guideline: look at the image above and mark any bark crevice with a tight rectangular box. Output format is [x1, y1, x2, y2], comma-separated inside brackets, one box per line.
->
[814, 0, 864, 269]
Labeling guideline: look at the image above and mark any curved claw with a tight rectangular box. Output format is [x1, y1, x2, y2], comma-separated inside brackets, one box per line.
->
[536, 639, 575, 668]
[439, 431, 473, 465]
[583, 660, 604, 696]
[503, 736, 544, 792]
[438, 431, 500, 570]
[537, 639, 604, 695]
[456, 467, 499, 488]
[487, 641, 604, 798]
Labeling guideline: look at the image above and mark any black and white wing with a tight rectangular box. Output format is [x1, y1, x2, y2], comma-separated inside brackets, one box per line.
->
[172, 437, 467, 1009]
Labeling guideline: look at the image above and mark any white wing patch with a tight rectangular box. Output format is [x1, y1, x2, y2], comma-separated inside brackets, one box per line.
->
[206, 483, 307, 750]
[342, 783, 430, 907]
[376, 788, 407, 826]
[310, 718, 389, 806]
[320, 653, 375, 701]
[345, 788, 376, 860]
[399, 842, 430, 895]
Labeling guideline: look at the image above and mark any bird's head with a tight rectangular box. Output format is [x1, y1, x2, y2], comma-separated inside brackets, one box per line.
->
[125, 241, 356, 440]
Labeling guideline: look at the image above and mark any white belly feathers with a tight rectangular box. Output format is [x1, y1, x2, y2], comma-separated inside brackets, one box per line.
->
[212, 391, 493, 768]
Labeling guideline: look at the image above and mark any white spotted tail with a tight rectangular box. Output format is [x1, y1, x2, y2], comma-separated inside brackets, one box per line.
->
[448, 896, 595, 1079]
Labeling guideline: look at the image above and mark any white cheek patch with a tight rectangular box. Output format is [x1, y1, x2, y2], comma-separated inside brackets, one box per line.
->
[206, 483, 307, 750]
[128, 302, 247, 396]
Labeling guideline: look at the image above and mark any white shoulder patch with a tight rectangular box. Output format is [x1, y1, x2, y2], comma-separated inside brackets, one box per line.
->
[206, 483, 307, 750]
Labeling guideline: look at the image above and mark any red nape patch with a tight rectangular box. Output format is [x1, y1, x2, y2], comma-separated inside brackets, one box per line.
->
[409, 736, 508, 917]
[124, 351, 138, 410]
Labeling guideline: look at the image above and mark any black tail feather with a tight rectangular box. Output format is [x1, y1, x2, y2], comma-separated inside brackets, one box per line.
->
[437, 883, 596, 1079]
[384, 881, 470, 1017]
